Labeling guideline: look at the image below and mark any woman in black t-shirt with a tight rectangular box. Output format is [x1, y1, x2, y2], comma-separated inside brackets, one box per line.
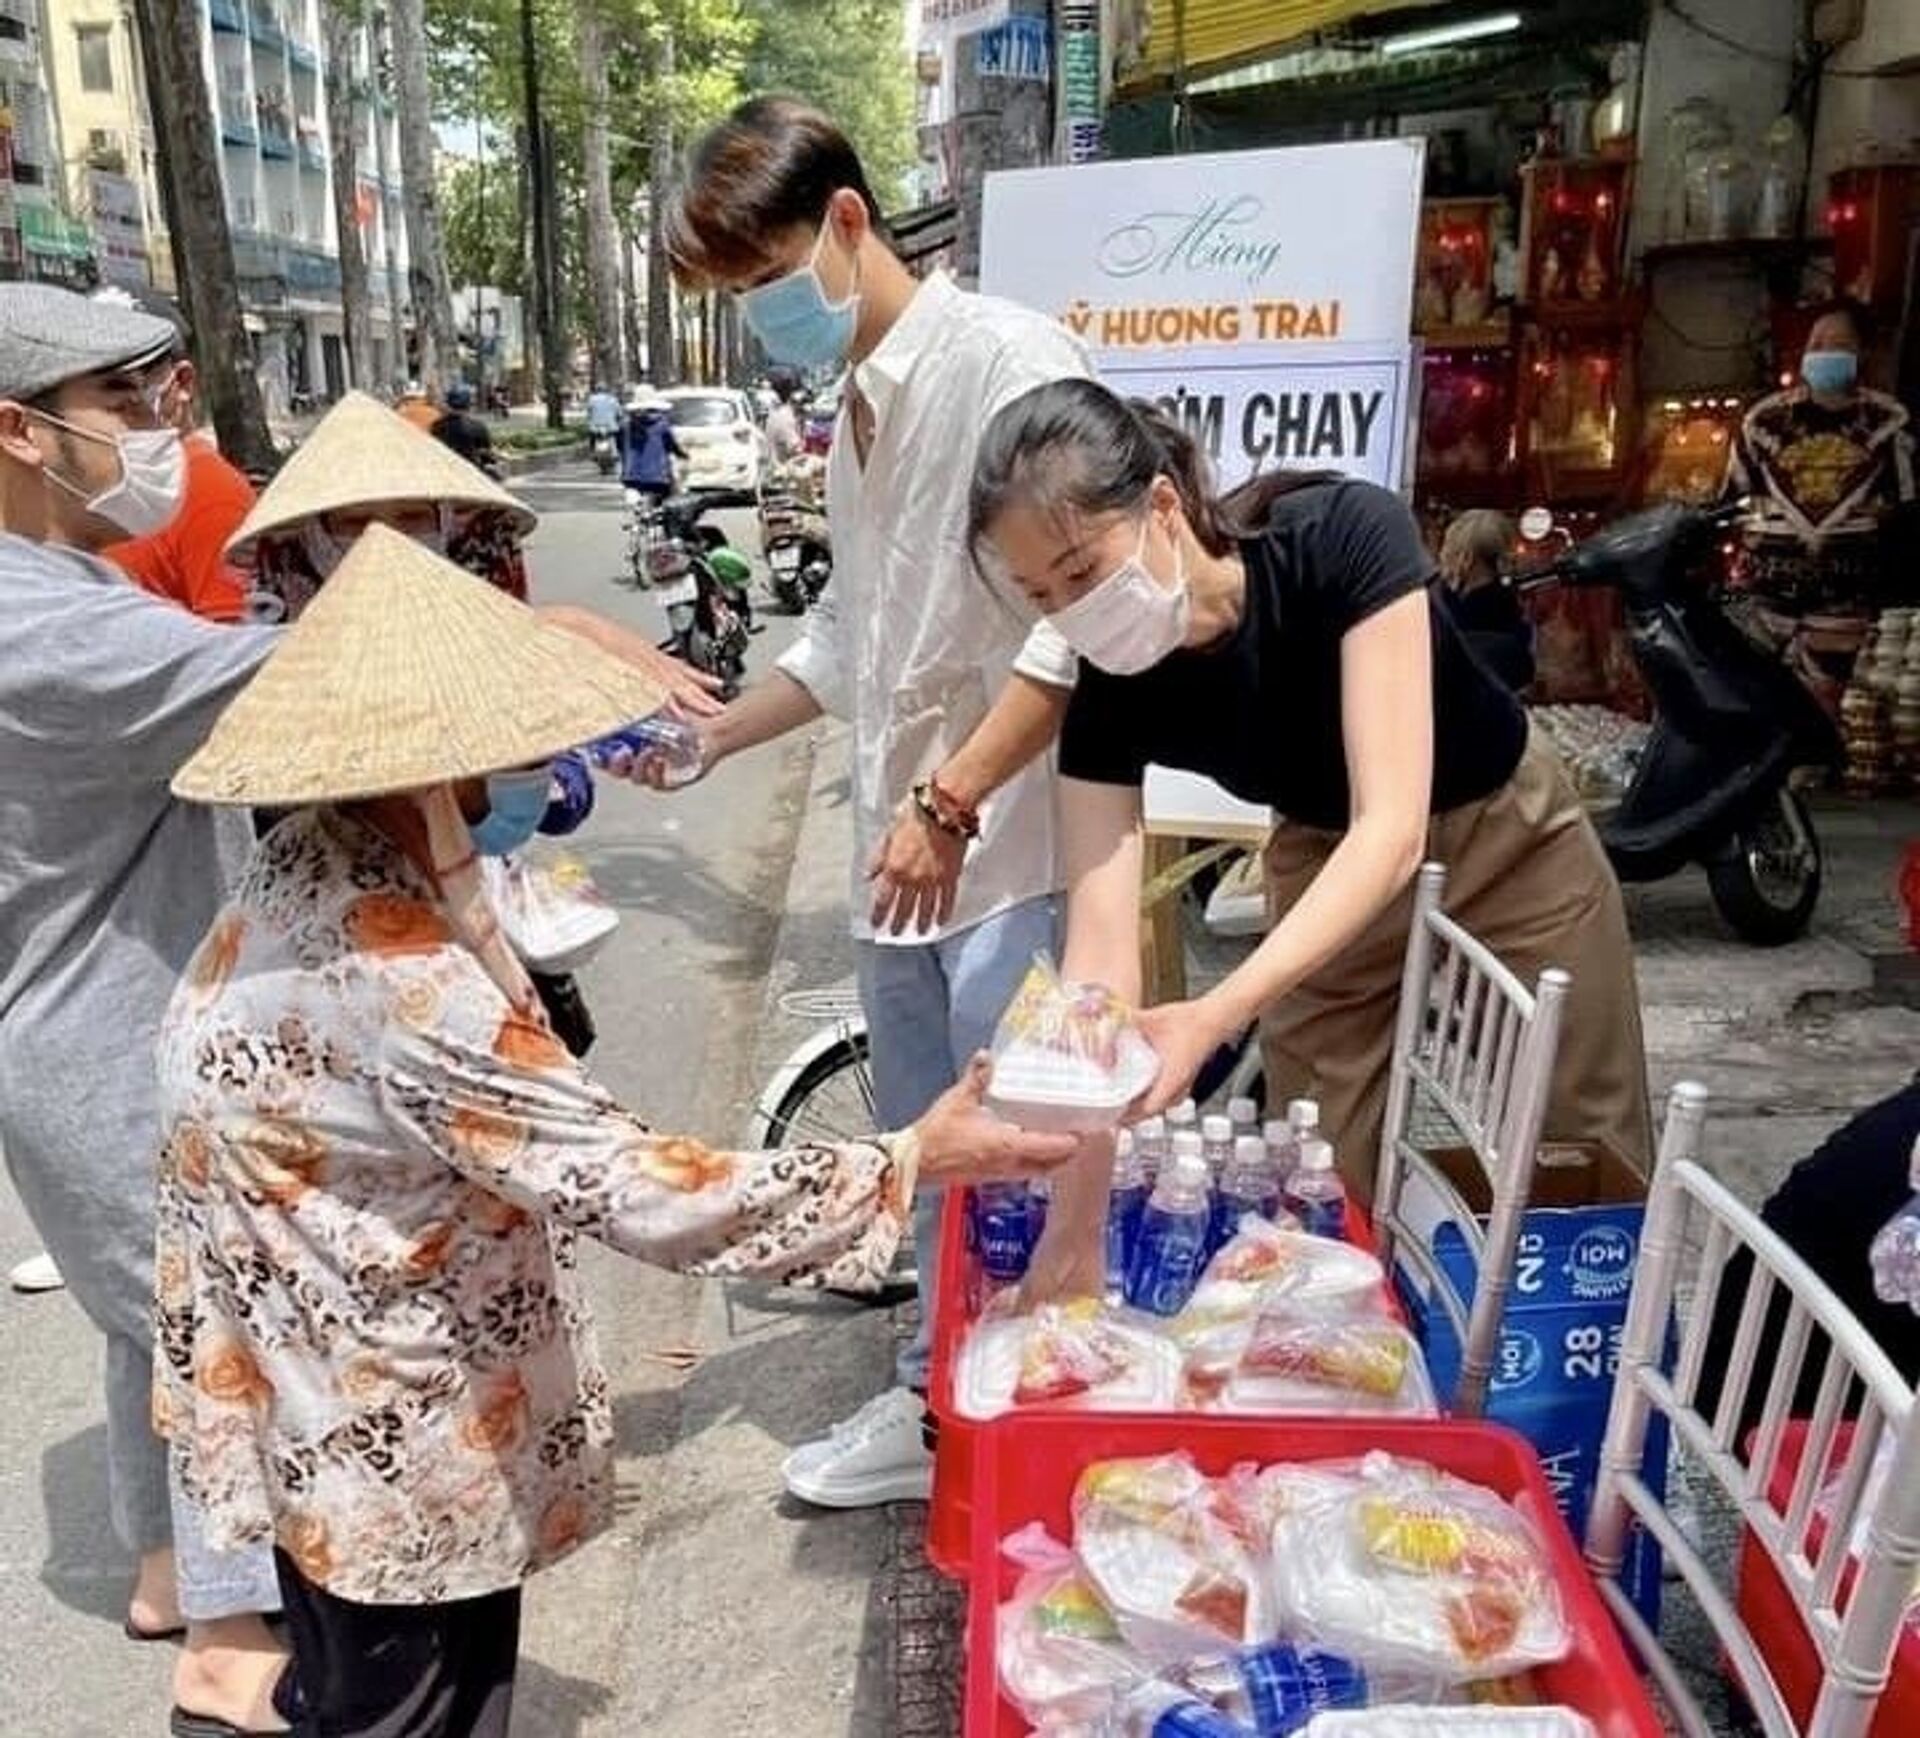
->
[967, 380, 1650, 1258]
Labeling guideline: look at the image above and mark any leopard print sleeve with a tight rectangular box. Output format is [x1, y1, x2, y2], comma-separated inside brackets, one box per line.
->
[374, 934, 909, 1293]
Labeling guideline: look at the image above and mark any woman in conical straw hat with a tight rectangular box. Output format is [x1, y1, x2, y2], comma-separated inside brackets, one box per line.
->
[226, 390, 711, 1054]
[157, 527, 1074, 1737]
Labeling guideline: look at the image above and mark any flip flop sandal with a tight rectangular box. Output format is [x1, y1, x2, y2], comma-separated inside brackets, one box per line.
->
[124, 1617, 187, 1644]
[168, 1713, 286, 1738]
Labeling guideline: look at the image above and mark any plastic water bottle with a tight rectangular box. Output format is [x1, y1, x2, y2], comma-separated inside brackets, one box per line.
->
[1132, 1114, 1169, 1187]
[1201, 1114, 1235, 1187]
[971, 1183, 1040, 1293]
[585, 712, 705, 787]
[1125, 1138, 1213, 1316]
[1211, 1135, 1282, 1254]
[1228, 1095, 1261, 1142]
[1106, 1130, 1151, 1303]
[1167, 1098, 1200, 1143]
[1288, 1098, 1322, 1149]
[1124, 1682, 1252, 1737]
[1869, 1137, 1920, 1311]
[1262, 1119, 1297, 1191]
[1182, 1643, 1371, 1735]
[1283, 1137, 1348, 1242]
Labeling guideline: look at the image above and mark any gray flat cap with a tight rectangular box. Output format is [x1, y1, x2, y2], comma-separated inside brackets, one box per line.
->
[0, 282, 178, 401]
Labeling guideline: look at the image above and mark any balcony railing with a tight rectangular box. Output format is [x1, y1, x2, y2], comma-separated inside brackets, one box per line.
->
[208, 0, 243, 33]
[219, 109, 258, 149]
[259, 125, 293, 159]
[288, 36, 317, 70]
[248, 8, 286, 52]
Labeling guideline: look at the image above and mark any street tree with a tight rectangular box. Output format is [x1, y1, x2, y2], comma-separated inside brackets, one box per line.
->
[388, 0, 458, 390]
[577, 0, 625, 389]
[743, 0, 915, 209]
[322, 1, 375, 389]
[130, 0, 274, 471]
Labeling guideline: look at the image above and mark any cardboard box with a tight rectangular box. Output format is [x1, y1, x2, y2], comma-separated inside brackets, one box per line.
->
[1394, 1138, 1664, 1622]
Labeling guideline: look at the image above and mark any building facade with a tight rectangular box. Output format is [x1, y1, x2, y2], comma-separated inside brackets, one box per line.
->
[198, 0, 410, 416]
[0, 0, 90, 284]
[37, 0, 413, 418]
[44, 0, 167, 291]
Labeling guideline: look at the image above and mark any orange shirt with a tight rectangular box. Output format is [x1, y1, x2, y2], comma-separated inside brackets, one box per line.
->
[397, 397, 440, 432]
[106, 434, 257, 624]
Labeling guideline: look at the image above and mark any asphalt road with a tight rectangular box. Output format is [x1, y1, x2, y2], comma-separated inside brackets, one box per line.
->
[0, 466, 901, 1735]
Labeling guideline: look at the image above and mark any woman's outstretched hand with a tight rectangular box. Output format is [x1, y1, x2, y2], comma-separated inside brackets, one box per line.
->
[913, 1055, 1079, 1188]
[1131, 995, 1240, 1119]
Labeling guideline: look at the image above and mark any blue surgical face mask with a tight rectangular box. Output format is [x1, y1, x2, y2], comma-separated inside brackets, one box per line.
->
[1803, 349, 1858, 396]
[737, 222, 861, 369]
[470, 766, 552, 857]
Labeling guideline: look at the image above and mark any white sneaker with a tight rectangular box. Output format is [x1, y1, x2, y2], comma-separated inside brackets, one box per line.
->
[8, 1251, 63, 1293]
[782, 1385, 933, 1508]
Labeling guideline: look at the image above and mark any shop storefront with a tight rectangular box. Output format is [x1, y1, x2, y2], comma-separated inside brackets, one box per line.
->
[1093, 0, 1920, 770]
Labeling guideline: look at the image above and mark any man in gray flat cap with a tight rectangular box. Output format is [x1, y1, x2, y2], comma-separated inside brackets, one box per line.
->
[0, 282, 291, 1734]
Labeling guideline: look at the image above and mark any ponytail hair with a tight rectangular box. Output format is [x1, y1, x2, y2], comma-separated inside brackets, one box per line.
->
[968, 378, 1341, 566]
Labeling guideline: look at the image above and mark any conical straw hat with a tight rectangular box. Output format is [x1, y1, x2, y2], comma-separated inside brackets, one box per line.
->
[176, 524, 666, 806]
[225, 390, 535, 558]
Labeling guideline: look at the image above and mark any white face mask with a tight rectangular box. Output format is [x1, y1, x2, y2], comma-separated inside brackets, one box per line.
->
[1049, 513, 1191, 675]
[33, 410, 186, 538]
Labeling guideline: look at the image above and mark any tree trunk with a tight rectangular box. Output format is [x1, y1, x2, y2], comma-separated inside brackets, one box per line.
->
[131, 0, 274, 472]
[322, 3, 373, 391]
[577, 1, 624, 389]
[621, 216, 643, 381]
[368, 17, 405, 385]
[646, 25, 677, 389]
[520, 0, 564, 427]
[386, 0, 456, 390]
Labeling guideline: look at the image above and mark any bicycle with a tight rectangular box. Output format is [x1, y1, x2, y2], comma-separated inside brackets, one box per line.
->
[750, 987, 875, 1147]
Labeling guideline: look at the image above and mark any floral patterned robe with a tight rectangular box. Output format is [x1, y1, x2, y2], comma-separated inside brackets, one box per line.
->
[154, 807, 909, 1604]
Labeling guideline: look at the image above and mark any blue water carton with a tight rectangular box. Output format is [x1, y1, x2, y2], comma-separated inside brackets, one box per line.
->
[1390, 1138, 1666, 1626]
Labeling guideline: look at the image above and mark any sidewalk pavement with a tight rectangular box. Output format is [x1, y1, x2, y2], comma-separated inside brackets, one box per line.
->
[743, 721, 967, 1738]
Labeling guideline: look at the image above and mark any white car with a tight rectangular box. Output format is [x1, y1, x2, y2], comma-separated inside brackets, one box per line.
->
[663, 387, 765, 493]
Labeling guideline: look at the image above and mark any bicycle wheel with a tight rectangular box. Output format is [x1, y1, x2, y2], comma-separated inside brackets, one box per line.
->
[761, 1030, 877, 1146]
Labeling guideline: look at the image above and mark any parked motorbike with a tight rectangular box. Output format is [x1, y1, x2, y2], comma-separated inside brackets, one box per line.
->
[758, 462, 832, 613]
[1518, 500, 1843, 945]
[590, 429, 618, 475]
[638, 493, 752, 697]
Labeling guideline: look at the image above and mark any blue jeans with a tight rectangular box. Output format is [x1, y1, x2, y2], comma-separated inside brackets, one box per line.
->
[855, 894, 1062, 1390]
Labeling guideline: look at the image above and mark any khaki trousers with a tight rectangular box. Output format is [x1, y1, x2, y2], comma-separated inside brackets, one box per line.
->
[1260, 731, 1653, 1207]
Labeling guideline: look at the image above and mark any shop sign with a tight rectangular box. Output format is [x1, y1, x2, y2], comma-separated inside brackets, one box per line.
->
[19, 203, 93, 262]
[975, 14, 1047, 81]
[919, 0, 1009, 43]
[88, 169, 147, 285]
[982, 140, 1425, 489]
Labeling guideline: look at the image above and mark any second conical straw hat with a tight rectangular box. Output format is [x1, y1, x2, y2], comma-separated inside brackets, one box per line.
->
[175, 523, 666, 806]
[225, 389, 536, 558]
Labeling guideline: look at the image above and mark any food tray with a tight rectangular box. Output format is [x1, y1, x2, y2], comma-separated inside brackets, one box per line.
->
[962, 1414, 1663, 1738]
[926, 1189, 1396, 1582]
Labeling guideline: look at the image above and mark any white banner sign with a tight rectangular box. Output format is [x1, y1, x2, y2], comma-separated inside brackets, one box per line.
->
[982, 140, 1426, 490]
[918, 0, 1010, 43]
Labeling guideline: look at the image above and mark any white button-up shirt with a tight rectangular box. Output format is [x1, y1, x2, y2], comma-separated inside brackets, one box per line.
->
[777, 271, 1090, 945]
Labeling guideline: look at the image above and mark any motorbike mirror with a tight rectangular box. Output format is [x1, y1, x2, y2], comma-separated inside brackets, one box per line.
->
[1518, 506, 1555, 542]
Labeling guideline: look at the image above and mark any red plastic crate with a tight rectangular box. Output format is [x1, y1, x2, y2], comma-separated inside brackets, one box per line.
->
[927, 1190, 982, 1578]
[927, 1188, 1396, 1581]
[962, 1413, 1663, 1738]
[1734, 1420, 1920, 1733]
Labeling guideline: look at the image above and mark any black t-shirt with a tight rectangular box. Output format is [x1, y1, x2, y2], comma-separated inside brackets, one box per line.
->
[1058, 480, 1528, 830]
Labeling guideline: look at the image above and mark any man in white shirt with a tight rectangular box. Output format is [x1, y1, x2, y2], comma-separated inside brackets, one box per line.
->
[665, 97, 1088, 1507]
[764, 389, 803, 464]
